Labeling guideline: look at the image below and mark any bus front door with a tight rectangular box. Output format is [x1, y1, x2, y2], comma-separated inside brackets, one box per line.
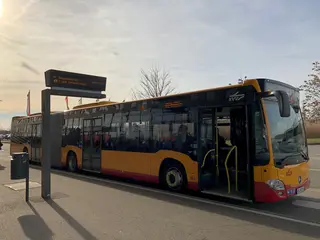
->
[198, 108, 217, 189]
[199, 105, 251, 201]
[82, 118, 102, 172]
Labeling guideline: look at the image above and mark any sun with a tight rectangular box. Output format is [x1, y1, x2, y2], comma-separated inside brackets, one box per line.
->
[0, 0, 2, 18]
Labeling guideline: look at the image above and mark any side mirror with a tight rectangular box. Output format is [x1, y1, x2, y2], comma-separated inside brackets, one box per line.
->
[273, 90, 290, 117]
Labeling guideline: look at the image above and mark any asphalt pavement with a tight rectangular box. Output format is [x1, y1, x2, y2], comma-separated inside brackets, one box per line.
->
[309, 145, 320, 188]
[0, 143, 319, 239]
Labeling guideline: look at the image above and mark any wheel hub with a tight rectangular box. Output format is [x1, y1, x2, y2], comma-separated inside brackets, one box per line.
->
[166, 168, 183, 189]
[69, 157, 76, 170]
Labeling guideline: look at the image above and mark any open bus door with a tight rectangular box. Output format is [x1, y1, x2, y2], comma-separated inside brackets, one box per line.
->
[198, 105, 252, 201]
[82, 118, 102, 172]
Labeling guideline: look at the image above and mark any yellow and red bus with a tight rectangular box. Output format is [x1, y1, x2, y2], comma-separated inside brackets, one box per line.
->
[10, 78, 310, 203]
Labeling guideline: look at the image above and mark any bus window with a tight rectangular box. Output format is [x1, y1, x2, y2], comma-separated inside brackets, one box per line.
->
[68, 118, 74, 129]
[103, 114, 112, 127]
[126, 111, 140, 152]
[37, 124, 42, 137]
[102, 114, 113, 150]
[153, 110, 174, 150]
[27, 124, 32, 138]
[110, 113, 122, 149]
[94, 118, 102, 126]
[84, 119, 90, 127]
[171, 110, 195, 156]
[73, 118, 80, 129]
[79, 118, 83, 129]
[139, 111, 151, 152]
[62, 118, 67, 136]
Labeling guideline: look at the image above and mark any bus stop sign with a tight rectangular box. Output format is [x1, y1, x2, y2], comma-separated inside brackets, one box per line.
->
[45, 69, 106, 92]
[41, 69, 107, 200]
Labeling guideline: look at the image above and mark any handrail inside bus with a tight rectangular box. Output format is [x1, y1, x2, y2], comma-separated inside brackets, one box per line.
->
[224, 146, 238, 194]
[201, 149, 216, 169]
[201, 128, 220, 178]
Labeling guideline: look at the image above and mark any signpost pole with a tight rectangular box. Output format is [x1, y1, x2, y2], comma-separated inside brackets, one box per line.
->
[40, 69, 106, 200]
[25, 153, 29, 202]
[41, 89, 51, 200]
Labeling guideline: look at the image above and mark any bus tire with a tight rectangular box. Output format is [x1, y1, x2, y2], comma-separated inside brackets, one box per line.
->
[67, 152, 78, 172]
[160, 160, 187, 192]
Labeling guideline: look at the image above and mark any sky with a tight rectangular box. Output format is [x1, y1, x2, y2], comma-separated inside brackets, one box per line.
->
[0, 0, 320, 129]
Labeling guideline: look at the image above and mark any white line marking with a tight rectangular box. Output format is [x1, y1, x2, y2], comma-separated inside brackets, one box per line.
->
[29, 166, 320, 228]
[292, 200, 320, 210]
[310, 168, 320, 172]
[308, 188, 320, 193]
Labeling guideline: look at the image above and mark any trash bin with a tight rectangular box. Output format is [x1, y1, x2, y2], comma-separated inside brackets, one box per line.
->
[11, 152, 28, 180]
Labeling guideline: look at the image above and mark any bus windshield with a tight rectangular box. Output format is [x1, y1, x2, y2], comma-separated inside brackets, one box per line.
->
[264, 99, 308, 166]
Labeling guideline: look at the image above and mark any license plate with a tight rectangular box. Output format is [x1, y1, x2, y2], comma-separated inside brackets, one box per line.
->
[296, 186, 305, 194]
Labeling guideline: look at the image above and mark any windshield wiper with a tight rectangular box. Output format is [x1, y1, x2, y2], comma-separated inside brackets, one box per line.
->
[300, 151, 309, 160]
[275, 152, 308, 168]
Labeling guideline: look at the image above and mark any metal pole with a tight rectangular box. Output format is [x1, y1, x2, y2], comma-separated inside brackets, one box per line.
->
[41, 89, 51, 200]
[25, 153, 29, 202]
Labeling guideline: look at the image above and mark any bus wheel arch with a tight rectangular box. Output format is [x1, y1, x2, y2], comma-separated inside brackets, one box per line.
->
[159, 158, 188, 192]
[67, 151, 78, 172]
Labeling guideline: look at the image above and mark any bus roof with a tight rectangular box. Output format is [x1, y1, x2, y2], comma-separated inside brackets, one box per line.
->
[62, 78, 268, 113]
[72, 101, 119, 110]
[12, 111, 62, 120]
[67, 78, 260, 112]
[13, 78, 295, 118]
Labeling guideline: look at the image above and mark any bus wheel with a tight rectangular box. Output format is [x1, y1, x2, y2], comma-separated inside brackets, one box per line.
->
[67, 153, 78, 172]
[161, 162, 187, 192]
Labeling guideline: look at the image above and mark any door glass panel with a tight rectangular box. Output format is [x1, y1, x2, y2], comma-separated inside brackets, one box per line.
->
[82, 120, 92, 170]
[82, 119, 102, 172]
[92, 118, 102, 171]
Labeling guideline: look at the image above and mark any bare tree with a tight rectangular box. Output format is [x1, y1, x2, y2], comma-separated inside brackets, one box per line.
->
[132, 67, 176, 100]
[300, 61, 320, 122]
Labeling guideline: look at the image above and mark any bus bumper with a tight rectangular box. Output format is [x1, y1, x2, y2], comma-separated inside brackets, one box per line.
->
[254, 178, 311, 203]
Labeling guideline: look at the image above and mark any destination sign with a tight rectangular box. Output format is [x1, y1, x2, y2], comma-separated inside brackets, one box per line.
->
[45, 69, 106, 92]
[164, 101, 183, 108]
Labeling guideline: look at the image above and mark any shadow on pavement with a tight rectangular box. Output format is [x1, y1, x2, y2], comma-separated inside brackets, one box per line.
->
[48, 169, 320, 239]
[46, 199, 98, 240]
[18, 202, 54, 240]
[0, 165, 5, 170]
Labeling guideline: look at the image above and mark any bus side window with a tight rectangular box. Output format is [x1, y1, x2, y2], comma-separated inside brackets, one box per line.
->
[125, 111, 140, 152]
[151, 109, 163, 151]
[102, 114, 113, 150]
[139, 110, 151, 152]
[171, 110, 195, 155]
[111, 113, 122, 150]
[27, 124, 32, 138]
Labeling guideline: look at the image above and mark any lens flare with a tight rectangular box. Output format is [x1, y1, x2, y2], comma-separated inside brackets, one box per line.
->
[0, 0, 2, 18]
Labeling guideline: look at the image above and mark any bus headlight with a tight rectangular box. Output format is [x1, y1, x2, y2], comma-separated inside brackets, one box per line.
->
[266, 179, 285, 190]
